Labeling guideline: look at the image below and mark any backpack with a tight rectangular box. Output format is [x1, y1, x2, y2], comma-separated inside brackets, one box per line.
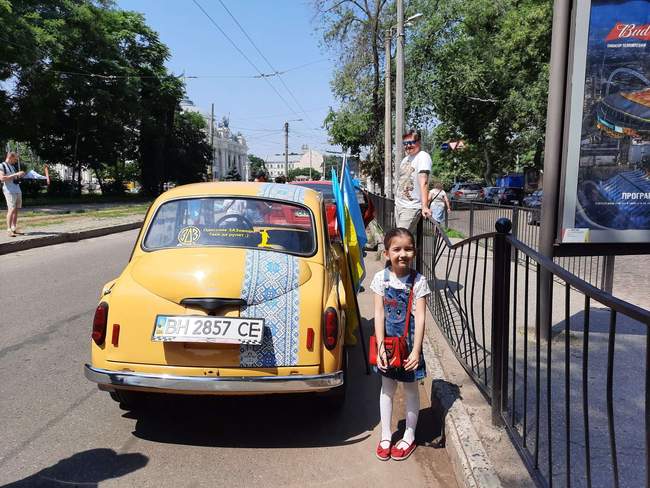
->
[0, 162, 21, 190]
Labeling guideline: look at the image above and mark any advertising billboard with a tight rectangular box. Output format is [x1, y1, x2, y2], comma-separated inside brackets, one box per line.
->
[560, 0, 650, 244]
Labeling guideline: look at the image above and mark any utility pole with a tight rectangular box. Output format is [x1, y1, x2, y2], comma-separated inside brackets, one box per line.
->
[384, 29, 393, 198]
[210, 103, 215, 181]
[284, 121, 289, 178]
[395, 0, 405, 168]
[539, 0, 571, 340]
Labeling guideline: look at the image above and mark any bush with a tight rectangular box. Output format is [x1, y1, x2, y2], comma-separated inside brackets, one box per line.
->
[101, 180, 126, 195]
[18, 179, 45, 198]
[47, 179, 76, 197]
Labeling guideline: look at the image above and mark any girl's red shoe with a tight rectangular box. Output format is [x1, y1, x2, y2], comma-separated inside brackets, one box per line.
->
[390, 439, 416, 461]
[376, 440, 392, 461]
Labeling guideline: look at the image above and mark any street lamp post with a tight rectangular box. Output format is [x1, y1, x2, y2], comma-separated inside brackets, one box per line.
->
[386, 8, 423, 198]
[384, 29, 392, 198]
[395, 0, 405, 169]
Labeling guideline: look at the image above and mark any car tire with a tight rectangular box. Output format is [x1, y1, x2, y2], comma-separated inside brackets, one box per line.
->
[109, 390, 145, 410]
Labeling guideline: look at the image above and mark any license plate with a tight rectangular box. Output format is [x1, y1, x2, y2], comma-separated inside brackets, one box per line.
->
[152, 315, 265, 345]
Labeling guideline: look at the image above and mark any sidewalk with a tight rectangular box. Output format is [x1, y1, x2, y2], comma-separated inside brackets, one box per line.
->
[0, 203, 146, 254]
[360, 254, 509, 487]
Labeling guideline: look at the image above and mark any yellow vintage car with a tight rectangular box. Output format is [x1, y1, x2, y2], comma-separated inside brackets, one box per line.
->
[84, 182, 352, 408]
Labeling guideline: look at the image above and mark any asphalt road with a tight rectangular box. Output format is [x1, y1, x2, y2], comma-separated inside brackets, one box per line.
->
[0, 231, 457, 488]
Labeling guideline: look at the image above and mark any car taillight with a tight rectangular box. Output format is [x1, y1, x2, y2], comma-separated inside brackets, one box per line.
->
[306, 327, 315, 351]
[323, 308, 338, 350]
[92, 302, 108, 345]
[111, 324, 120, 347]
[454, 191, 462, 197]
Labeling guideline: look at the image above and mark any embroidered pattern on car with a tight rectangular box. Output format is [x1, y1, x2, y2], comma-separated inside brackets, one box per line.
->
[239, 250, 300, 367]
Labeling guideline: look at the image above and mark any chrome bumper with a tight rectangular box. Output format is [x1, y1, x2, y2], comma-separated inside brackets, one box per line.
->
[84, 364, 343, 393]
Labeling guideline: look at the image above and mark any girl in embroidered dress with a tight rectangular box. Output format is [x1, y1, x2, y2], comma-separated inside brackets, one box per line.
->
[370, 227, 431, 461]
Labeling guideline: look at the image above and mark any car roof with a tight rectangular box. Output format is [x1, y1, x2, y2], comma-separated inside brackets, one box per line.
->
[157, 182, 322, 208]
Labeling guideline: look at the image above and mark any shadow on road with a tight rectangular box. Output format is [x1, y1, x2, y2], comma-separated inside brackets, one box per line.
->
[0, 448, 148, 488]
[127, 322, 381, 448]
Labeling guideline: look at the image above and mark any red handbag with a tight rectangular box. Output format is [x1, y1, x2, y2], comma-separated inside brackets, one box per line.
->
[369, 271, 416, 368]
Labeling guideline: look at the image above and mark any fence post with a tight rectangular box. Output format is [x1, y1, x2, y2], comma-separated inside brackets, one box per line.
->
[469, 202, 475, 237]
[512, 205, 519, 241]
[416, 217, 424, 273]
[491, 217, 512, 426]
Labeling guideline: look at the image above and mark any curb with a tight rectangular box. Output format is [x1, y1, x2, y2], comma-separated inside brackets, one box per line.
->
[0, 221, 143, 255]
[422, 333, 502, 488]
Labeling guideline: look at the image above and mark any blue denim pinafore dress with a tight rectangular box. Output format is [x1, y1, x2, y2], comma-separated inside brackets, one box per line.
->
[378, 267, 426, 383]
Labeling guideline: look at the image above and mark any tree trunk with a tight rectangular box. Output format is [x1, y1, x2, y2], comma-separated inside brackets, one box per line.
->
[483, 145, 493, 184]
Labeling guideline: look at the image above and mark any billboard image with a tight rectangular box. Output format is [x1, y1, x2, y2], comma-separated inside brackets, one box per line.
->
[561, 0, 650, 243]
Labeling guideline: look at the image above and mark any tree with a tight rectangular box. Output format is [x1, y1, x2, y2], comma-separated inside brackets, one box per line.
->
[313, 0, 391, 187]
[248, 154, 267, 177]
[4, 1, 195, 196]
[406, 0, 552, 182]
[288, 167, 322, 181]
[166, 111, 211, 185]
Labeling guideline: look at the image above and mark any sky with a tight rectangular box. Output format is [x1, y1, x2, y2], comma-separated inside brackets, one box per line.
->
[117, 0, 340, 162]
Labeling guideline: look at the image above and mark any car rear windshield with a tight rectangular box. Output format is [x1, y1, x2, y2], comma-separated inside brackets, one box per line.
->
[461, 184, 482, 190]
[143, 197, 316, 256]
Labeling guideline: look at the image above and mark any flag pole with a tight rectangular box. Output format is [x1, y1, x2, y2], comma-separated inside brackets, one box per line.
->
[339, 154, 369, 374]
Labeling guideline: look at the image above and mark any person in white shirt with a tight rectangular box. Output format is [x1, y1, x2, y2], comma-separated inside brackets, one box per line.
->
[0, 152, 25, 237]
[428, 182, 451, 224]
[394, 130, 432, 232]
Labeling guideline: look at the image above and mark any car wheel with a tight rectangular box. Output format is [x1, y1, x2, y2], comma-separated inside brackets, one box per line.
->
[109, 390, 145, 410]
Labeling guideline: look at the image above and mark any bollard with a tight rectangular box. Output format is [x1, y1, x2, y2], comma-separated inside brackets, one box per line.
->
[491, 217, 512, 426]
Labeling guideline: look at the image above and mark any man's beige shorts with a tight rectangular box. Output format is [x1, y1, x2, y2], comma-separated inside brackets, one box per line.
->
[395, 206, 421, 233]
[4, 192, 22, 210]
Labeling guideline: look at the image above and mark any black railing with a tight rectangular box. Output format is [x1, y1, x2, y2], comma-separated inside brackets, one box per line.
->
[370, 194, 650, 487]
[448, 201, 607, 288]
[368, 193, 395, 234]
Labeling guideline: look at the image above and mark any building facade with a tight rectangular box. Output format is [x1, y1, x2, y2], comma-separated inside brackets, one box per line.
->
[181, 100, 248, 181]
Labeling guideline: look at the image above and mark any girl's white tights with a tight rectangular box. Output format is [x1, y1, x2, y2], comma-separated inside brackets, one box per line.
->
[379, 376, 420, 446]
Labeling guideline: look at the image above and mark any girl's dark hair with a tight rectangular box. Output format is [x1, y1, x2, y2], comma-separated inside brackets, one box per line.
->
[384, 227, 415, 250]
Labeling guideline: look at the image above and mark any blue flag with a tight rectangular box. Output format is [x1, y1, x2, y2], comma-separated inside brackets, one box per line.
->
[342, 164, 367, 249]
[331, 168, 345, 238]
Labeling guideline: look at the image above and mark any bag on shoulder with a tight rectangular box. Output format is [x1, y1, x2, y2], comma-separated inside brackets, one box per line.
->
[369, 270, 416, 368]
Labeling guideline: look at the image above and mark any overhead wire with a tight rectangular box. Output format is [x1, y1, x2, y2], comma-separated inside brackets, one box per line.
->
[216, 0, 317, 127]
[191, 0, 303, 121]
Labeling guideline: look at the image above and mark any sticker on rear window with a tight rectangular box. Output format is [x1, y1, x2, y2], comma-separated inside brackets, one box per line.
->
[178, 226, 201, 245]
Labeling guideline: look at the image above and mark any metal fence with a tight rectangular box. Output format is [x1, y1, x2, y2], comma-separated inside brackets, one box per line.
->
[449, 202, 608, 289]
[368, 194, 650, 487]
[368, 193, 395, 232]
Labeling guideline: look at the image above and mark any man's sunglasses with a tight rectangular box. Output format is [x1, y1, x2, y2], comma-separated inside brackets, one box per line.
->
[402, 140, 418, 146]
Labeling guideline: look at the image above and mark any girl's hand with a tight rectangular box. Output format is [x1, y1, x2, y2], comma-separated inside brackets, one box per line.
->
[403, 350, 420, 371]
[376, 341, 388, 371]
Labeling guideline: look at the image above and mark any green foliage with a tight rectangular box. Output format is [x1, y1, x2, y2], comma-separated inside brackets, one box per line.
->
[2, 1, 204, 197]
[322, 155, 343, 179]
[248, 154, 267, 177]
[287, 167, 322, 182]
[406, 0, 552, 182]
[314, 0, 392, 187]
[324, 109, 373, 155]
[165, 111, 210, 185]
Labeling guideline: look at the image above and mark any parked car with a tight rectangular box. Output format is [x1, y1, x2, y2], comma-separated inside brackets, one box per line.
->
[85, 182, 351, 409]
[493, 187, 525, 206]
[523, 189, 543, 225]
[482, 186, 500, 203]
[290, 180, 375, 239]
[449, 183, 484, 207]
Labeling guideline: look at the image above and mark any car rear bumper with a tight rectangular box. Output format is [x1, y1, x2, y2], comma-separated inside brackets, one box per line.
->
[84, 364, 343, 394]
